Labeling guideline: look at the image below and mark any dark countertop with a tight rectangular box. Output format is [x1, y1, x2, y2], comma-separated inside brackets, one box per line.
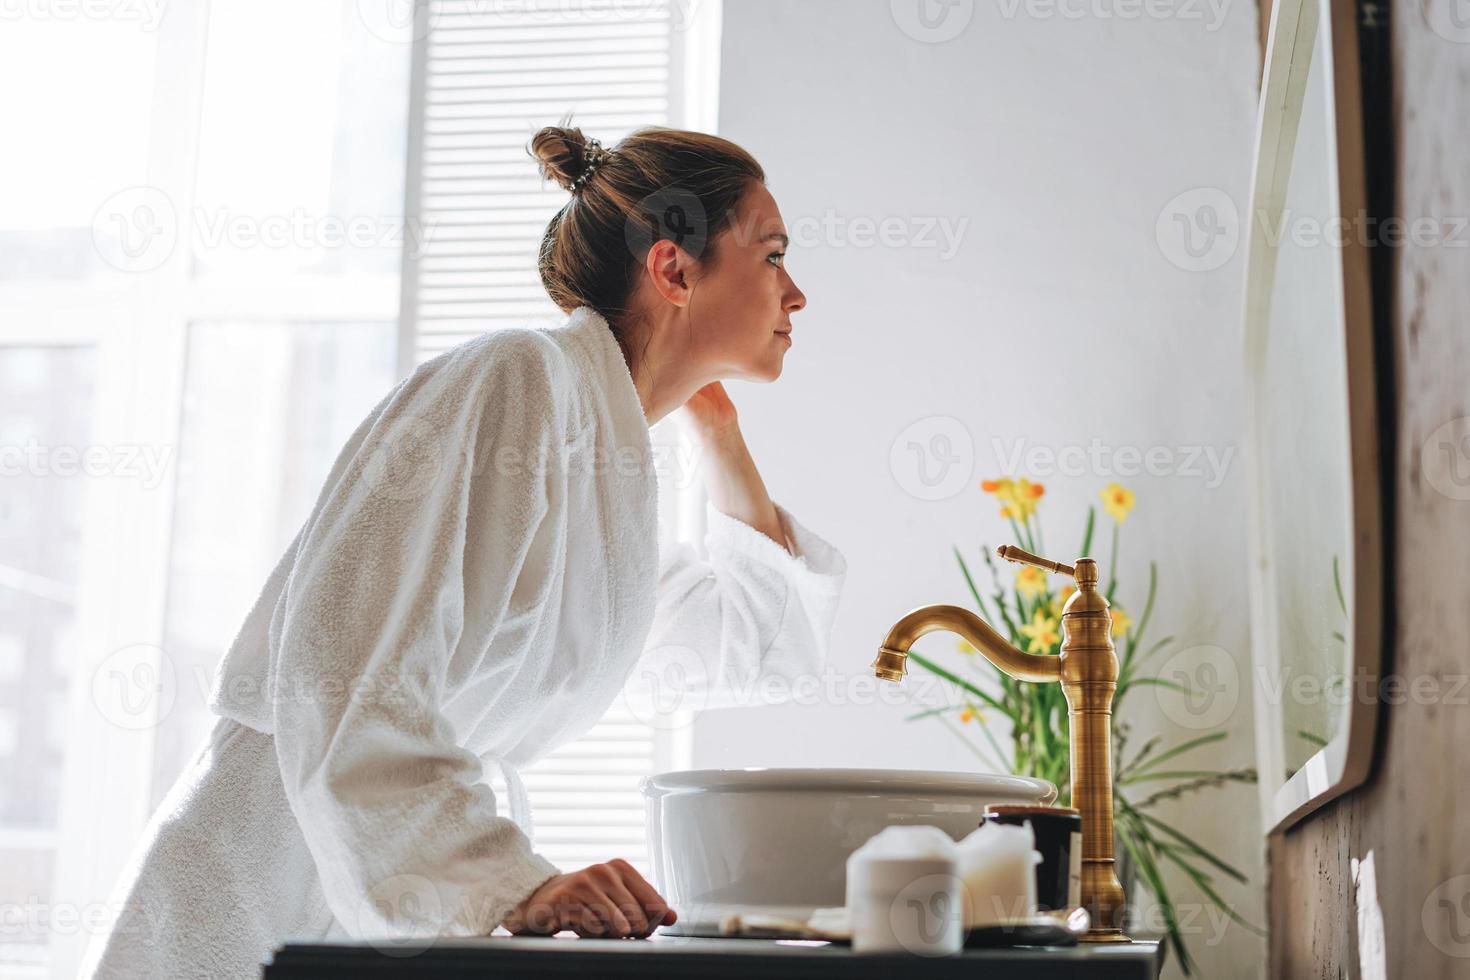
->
[263, 934, 1165, 979]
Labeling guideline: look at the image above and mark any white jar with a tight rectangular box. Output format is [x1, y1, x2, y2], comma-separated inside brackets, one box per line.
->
[845, 827, 964, 956]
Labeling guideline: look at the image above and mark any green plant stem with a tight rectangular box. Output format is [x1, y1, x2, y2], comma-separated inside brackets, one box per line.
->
[905, 651, 1011, 717]
[1116, 812, 1194, 974]
[1008, 515, 1031, 553]
[954, 547, 992, 622]
[1106, 522, 1119, 598]
[1130, 769, 1258, 810]
[1127, 731, 1228, 777]
[935, 713, 1010, 775]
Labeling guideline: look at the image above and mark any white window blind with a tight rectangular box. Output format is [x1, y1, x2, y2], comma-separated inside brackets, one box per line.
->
[399, 0, 713, 875]
[400, 0, 680, 369]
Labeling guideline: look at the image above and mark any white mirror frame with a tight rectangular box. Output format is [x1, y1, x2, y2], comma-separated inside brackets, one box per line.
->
[1242, 0, 1384, 834]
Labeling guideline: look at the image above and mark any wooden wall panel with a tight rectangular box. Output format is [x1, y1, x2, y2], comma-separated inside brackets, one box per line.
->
[1268, 3, 1470, 978]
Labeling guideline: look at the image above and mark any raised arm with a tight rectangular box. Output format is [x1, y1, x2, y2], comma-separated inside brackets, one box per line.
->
[622, 383, 847, 718]
[681, 380, 789, 551]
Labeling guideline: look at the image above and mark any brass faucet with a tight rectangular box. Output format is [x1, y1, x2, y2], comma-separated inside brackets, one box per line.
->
[872, 545, 1129, 942]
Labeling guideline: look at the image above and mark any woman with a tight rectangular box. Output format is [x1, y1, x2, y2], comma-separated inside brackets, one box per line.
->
[79, 122, 847, 978]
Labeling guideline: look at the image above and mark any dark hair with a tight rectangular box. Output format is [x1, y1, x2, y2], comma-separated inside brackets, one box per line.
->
[528, 115, 765, 363]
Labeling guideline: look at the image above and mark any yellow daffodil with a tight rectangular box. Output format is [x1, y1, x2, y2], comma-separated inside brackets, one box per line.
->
[1100, 482, 1135, 523]
[959, 705, 985, 724]
[1049, 584, 1077, 619]
[981, 476, 1046, 521]
[1015, 565, 1047, 598]
[1018, 610, 1060, 654]
[1110, 605, 1132, 639]
[956, 639, 976, 655]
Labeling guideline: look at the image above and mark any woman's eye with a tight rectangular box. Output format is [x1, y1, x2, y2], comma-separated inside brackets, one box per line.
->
[767, 251, 786, 266]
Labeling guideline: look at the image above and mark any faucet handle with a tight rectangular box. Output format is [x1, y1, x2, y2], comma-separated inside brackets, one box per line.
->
[996, 545, 1076, 579]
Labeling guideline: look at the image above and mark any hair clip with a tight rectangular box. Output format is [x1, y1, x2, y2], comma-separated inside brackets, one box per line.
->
[569, 137, 612, 192]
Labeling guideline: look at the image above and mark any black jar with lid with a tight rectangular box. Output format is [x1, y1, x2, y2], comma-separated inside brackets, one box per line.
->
[981, 804, 1083, 912]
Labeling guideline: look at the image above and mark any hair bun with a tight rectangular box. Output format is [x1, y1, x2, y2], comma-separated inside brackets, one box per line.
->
[529, 120, 602, 193]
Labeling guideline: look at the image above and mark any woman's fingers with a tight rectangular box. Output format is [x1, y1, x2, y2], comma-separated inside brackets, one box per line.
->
[589, 882, 639, 937]
[505, 861, 673, 939]
[599, 873, 650, 935]
[607, 858, 673, 935]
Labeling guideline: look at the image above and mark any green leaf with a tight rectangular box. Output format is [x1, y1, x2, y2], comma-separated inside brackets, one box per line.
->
[904, 651, 1013, 719]
[1121, 769, 1226, 784]
[1128, 732, 1228, 777]
[954, 546, 991, 621]
[1119, 635, 1176, 691]
[978, 545, 1024, 641]
[1128, 804, 1247, 884]
[1332, 554, 1347, 615]
[967, 699, 1014, 772]
[1106, 521, 1120, 600]
[992, 592, 1021, 640]
[1007, 514, 1029, 553]
[1130, 769, 1258, 811]
[1118, 817, 1195, 975]
[1123, 562, 1160, 669]
[1079, 505, 1096, 560]
[1120, 733, 1164, 777]
[1117, 675, 1187, 696]
[1154, 842, 1266, 937]
[935, 713, 1009, 775]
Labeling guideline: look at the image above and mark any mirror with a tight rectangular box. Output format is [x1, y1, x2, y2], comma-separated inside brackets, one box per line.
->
[1244, 0, 1383, 832]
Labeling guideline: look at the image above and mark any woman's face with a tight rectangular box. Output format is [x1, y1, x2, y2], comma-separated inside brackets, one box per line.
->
[685, 182, 807, 382]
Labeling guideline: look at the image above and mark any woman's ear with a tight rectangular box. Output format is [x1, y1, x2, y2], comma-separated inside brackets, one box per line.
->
[643, 239, 693, 308]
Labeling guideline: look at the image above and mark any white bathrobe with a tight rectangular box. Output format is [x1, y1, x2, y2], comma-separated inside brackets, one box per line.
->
[79, 305, 847, 979]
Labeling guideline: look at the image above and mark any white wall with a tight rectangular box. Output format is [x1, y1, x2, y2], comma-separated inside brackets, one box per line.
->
[692, 2, 1263, 977]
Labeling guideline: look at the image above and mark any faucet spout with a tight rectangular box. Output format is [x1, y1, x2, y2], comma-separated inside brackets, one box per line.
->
[874, 604, 1062, 684]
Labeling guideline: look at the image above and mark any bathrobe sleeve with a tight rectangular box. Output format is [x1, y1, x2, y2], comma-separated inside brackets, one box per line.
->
[627, 500, 847, 715]
[268, 334, 566, 940]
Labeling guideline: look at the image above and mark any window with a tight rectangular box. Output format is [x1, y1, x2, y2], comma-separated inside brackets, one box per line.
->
[400, 0, 719, 876]
[147, 0, 413, 822]
[0, 347, 98, 974]
[6, 2, 718, 973]
[4, 2, 411, 975]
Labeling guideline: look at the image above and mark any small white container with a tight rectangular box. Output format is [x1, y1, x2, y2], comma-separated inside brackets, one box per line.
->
[956, 820, 1042, 928]
[845, 826, 964, 956]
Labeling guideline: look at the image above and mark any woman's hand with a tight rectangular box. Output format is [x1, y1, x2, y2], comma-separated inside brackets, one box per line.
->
[680, 380, 739, 445]
[502, 859, 678, 938]
[678, 382, 789, 552]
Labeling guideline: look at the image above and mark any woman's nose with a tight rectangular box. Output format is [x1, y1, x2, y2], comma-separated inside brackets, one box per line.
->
[784, 276, 806, 312]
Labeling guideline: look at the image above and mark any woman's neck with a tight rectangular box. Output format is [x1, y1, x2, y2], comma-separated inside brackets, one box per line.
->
[616, 314, 712, 428]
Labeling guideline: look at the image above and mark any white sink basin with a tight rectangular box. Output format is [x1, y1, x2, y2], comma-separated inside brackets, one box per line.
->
[640, 767, 1057, 933]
